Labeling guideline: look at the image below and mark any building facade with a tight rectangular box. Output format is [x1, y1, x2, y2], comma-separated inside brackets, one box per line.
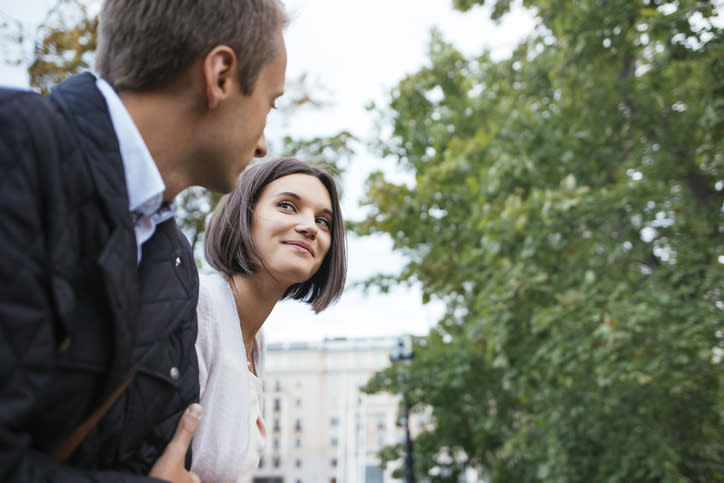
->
[252, 336, 417, 483]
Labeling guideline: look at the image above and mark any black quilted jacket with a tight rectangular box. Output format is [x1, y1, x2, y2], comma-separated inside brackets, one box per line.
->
[0, 73, 199, 481]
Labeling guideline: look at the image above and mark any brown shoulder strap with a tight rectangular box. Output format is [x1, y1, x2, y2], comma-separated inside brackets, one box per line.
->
[50, 373, 135, 464]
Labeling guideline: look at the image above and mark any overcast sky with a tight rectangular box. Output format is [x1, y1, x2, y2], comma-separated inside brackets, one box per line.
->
[0, 0, 535, 343]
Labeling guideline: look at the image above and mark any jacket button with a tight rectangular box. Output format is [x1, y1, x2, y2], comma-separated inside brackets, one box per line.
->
[175, 256, 182, 267]
[57, 337, 71, 352]
[170, 367, 180, 380]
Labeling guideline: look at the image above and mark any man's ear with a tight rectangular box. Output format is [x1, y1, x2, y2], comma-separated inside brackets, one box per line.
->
[203, 45, 237, 109]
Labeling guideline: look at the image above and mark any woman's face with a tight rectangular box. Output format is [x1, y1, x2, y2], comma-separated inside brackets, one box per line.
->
[251, 173, 333, 286]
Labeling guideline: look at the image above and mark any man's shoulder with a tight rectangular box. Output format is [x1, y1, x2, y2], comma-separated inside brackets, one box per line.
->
[0, 87, 56, 122]
[0, 87, 71, 167]
[0, 73, 105, 129]
[0, 86, 39, 101]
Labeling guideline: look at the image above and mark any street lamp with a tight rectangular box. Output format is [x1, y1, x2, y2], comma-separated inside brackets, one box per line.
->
[390, 335, 415, 483]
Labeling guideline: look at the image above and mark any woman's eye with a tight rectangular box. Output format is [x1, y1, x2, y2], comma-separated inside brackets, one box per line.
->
[277, 201, 295, 211]
[316, 217, 331, 229]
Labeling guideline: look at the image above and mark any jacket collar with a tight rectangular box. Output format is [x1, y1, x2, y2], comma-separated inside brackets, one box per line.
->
[50, 72, 132, 232]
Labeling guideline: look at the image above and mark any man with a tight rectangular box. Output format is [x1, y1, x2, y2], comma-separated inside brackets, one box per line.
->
[0, 0, 287, 481]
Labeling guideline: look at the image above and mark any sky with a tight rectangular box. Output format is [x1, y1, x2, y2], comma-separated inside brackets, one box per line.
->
[0, 0, 536, 343]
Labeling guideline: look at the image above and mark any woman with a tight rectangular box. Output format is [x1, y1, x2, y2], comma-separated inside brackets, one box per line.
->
[191, 158, 347, 483]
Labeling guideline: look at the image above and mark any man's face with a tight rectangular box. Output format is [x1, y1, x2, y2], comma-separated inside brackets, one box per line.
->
[203, 30, 287, 193]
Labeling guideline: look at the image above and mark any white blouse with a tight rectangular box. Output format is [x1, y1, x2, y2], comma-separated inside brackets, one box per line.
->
[192, 272, 266, 483]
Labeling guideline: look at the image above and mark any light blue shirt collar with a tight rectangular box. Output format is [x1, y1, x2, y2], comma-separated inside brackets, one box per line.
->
[96, 77, 165, 215]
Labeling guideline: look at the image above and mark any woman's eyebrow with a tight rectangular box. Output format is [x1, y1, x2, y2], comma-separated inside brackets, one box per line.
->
[275, 191, 334, 217]
[274, 191, 301, 200]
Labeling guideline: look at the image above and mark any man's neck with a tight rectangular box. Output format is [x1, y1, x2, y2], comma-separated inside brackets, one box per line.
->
[119, 86, 201, 201]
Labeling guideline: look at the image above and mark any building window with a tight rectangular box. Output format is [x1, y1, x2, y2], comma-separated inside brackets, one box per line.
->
[376, 413, 385, 430]
[295, 417, 302, 432]
[295, 459, 302, 468]
[326, 356, 340, 369]
[330, 458, 338, 468]
[259, 457, 264, 468]
[274, 379, 281, 391]
[273, 418, 280, 433]
[295, 398, 302, 408]
[273, 438, 279, 450]
[295, 378, 303, 388]
[329, 417, 340, 426]
[377, 434, 385, 447]
[330, 437, 338, 447]
[273, 398, 281, 411]
[273, 457, 280, 468]
[365, 465, 383, 483]
[295, 438, 302, 448]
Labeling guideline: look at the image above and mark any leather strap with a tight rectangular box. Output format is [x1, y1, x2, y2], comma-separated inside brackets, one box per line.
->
[50, 373, 135, 464]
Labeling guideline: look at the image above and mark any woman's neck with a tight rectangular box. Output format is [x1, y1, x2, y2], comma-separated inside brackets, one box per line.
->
[227, 272, 286, 358]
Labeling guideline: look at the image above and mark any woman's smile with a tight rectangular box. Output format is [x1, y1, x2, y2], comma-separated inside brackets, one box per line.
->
[283, 240, 314, 256]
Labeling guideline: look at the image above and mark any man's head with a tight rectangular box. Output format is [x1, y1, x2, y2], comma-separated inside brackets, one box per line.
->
[96, 0, 289, 196]
[95, 0, 288, 94]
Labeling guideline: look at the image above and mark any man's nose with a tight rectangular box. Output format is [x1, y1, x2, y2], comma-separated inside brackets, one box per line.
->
[254, 133, 268, 158]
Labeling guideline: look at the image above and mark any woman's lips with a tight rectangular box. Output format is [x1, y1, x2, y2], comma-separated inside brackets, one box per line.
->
[284, 240, 314, 256]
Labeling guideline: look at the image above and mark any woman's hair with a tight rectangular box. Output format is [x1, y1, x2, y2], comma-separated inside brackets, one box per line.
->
[205, 157, 347, 312]
[95, 0, 288, 94]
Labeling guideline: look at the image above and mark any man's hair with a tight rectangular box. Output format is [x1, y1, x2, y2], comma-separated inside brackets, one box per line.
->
[95, 0, 288, 94]
[205, 158, 347, 313]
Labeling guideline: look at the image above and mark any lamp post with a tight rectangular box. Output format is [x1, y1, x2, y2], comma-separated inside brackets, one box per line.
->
[390, 336, 415, 483]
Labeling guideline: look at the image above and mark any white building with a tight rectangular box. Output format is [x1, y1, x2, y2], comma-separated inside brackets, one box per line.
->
[252, 336, 420, 483]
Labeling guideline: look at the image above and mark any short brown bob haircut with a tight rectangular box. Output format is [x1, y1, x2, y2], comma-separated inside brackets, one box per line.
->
[95, 0, 288, 94]
[204, 158, 347, 313]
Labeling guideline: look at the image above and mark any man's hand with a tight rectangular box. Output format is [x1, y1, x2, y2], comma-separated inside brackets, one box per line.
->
[149, 404, 203, 483]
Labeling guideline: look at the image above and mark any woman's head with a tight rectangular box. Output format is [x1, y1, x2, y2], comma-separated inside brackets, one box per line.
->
[205, 158, 347, 312]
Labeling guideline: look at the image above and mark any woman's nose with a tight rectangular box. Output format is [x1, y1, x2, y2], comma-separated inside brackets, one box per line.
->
[296, 215, 318, 239]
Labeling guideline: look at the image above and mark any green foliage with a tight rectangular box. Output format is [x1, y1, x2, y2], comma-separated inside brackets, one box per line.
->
[358, 0, 724, 481]
[28, 0, 97, 94]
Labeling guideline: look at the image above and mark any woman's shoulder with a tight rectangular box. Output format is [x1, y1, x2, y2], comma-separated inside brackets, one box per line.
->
[199, 270, 227, 291]
[198, 271, 230, 306]
[196, 271, 235, 334]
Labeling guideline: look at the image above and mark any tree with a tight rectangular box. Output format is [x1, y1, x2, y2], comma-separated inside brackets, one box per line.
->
[359, 0, 723, 481]
[5, 0, 355, 262]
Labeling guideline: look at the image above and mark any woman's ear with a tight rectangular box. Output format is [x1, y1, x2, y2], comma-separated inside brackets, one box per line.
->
[202, 45, 237, 109]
